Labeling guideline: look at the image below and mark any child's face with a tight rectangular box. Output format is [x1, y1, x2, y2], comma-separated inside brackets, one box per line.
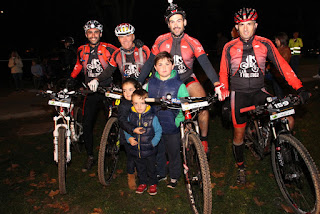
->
[154, 58, 174, 80]
[122, 82, 136, 101]
[132, 95, 147, 114]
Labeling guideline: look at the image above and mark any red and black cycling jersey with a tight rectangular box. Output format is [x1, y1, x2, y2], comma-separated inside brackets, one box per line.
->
[220, 35, 302, 92]
[152, 32, 205, 82]
[138, 33, 218, 84]
[109, 45, 150, 79]
[71, 42, 117, 84]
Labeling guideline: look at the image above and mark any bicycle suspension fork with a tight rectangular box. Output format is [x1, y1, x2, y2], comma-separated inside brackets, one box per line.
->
[53, 115, 72, 163]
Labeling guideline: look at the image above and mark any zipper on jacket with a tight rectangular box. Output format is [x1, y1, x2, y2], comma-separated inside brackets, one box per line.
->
[138, 113, 141, 158]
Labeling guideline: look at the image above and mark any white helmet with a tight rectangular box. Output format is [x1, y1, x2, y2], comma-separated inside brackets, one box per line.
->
[115, 23, 135, 36]
[83, 20, 103, 32]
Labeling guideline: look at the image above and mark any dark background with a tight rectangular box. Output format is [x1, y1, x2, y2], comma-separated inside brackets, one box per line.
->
[1, 0, 319, 59]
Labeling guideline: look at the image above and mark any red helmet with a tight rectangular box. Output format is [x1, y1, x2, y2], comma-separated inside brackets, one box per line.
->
[234, 8, 258, 24]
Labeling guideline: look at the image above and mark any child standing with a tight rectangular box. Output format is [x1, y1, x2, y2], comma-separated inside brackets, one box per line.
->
[118, 78, 143, 190]
[124, 89, 162, 195]
[146, 51, 189, 188]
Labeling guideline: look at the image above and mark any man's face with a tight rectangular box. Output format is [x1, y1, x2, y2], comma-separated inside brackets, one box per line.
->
[132, 95, 147, 114]
[118, 34, 135, 50]
[85, 28, 102, 45]
[235, 21, 258, 42]
[168, 14, 186, 37]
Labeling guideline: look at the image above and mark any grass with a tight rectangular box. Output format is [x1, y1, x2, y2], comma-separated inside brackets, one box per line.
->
[1, 81, 320, 213]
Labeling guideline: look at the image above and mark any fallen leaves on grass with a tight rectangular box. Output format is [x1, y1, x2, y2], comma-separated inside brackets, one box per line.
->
[211, 183, 216, 188]
[211, 171, 226, 178]
[89, 173, 96, 177]
[6, 163, 19, 171]
[48, 190, 60, 198]
[281, 204, 294, 213]
[26, 170, 36, 181]
[45, 201, 70, 212]
[253, 197, 265, 206]
[90, 208, 103, 214]
[216, 190, 224, 196]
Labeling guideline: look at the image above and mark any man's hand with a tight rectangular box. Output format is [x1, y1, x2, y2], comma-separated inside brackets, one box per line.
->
[297, 87, 311, 104]
[128, 137, 138, 146]
[133, 127, 146, 135]
[215, 83, 230, 101]
[88, 79, 99, 92]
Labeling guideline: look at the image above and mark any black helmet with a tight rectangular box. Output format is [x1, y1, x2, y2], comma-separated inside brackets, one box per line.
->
[164, 0, 186, 23]
[62, 37, 74, 44]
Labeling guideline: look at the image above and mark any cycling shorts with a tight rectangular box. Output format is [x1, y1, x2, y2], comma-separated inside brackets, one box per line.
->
[230, 89, 269, 128]
[184, 74, 199, 88]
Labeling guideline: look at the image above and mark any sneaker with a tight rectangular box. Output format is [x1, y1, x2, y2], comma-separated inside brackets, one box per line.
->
[149, 184, 157, 196]
[201, 140, 210, 154]
[313, 74, 320, 79]
[136, 184, 147, 194]
[82, 156, 94, 172]
[157, 175, 167, 182]
[237, 168, 246, 185]
[167, 179, 178, 189]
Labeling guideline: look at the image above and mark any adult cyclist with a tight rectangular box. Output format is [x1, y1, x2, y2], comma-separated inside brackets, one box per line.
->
[68, 20, 117, 172]
[218, 8, 310, 184]
[96, 23, 150, 81]
[137, 0, 226, 154]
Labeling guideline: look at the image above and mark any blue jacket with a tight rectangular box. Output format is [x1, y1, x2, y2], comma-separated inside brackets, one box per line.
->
[148, 70, 184, 134]
[125, 105, 162, 158]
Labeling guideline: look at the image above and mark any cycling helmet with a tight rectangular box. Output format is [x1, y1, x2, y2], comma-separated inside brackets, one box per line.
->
[164, 0, 186, 23]
[83, 20, 103, 32]
[115, 23, 135, 36]
[234, 8, 258, 24]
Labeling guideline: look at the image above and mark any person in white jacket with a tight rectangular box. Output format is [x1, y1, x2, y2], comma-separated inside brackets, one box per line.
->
[8, 51, 24, 91]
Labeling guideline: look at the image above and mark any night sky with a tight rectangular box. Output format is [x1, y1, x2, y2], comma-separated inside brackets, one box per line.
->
[1, 0, 319, 58]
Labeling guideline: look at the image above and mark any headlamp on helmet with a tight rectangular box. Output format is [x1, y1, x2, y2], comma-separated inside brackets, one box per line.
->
[83, 20, 103, 32]
[164, 0, 186, 23]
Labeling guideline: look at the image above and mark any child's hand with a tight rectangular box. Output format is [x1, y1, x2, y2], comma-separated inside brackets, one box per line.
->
[133, 127, 146, 135]
[128, 137, 138, 146]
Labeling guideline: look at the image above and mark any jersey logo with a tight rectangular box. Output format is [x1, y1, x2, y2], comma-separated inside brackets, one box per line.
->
[124, 64, 140, 78]
[87, 59, 103, 77]
[239, 55, 259, 78]
[173, 55, 187, 74]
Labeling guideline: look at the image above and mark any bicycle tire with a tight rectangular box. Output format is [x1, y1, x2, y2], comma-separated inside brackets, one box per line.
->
[183, 132, 212, 214]
[245, 119, 264, 160]
[58, 127, 67, 194]
[98, 117, 120, 186]
[271, 134, 320, 213]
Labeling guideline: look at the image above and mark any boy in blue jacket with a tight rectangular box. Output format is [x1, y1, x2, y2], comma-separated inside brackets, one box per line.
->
[125, 89, 162, 195]
[146, 51, 189, 188]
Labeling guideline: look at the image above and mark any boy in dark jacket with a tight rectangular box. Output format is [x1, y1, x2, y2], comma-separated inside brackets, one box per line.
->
[146, 51, 189, 188]
[124, 89, 162, 195]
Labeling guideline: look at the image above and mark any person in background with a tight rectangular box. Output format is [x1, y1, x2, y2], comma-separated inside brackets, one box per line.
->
[8, 51, 24, 91]
[31, 58, 44, 91]
[288, 32, 303, 74]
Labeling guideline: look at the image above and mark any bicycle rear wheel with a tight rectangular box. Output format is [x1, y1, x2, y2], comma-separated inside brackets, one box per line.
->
[183, 132, 212, 214]
[98, 117, 120, 186]
[272, 134, 320, 213]
[58, 127, 67, 194]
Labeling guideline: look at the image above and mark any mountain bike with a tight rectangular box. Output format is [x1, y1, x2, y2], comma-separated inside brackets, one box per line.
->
[45, 88, 86, 194]
[146, 94, 217, 214]
[241, 94, 320, 214]
[97, 86, 123, 186]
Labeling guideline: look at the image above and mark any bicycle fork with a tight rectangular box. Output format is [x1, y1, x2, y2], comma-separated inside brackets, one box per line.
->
[53, 115, 72, 163]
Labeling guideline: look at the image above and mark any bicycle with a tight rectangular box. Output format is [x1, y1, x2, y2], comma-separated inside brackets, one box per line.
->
[240, 94, 320, 213]
[45, 88, 86, 194]
[97, 86, 123, 186]
[146, 94, 218, 214]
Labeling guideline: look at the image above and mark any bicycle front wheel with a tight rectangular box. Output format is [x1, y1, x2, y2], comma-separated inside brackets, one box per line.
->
[58, 127, 67, 194]
[98, 117, 120, 186]
[183, 132, 212, 214]
[272, 134, 320, 213]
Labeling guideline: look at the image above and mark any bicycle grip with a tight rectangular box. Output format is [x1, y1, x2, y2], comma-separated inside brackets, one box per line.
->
[240, 105, 255, 113]
[145, 98, 159, 103]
